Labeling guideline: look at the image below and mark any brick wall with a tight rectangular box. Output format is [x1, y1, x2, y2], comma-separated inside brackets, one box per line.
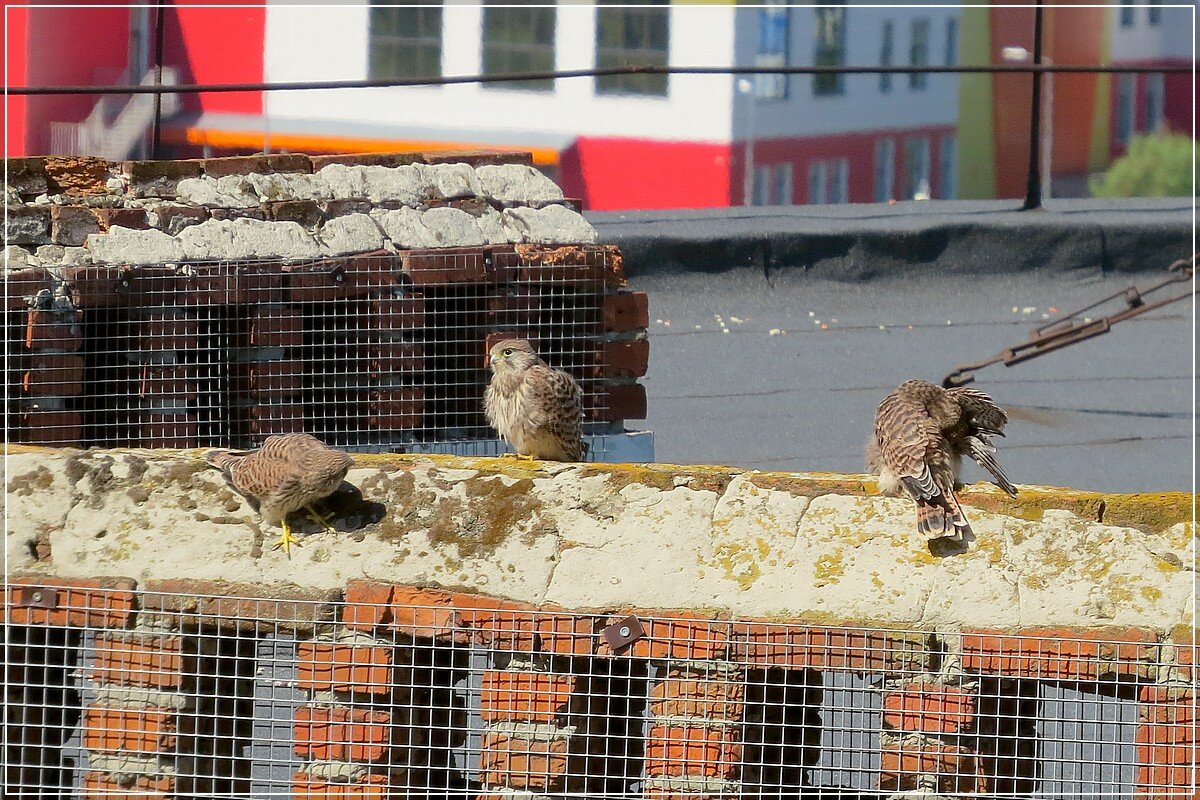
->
[4, 577, 1195, 798]
[3, 151, 648, 453]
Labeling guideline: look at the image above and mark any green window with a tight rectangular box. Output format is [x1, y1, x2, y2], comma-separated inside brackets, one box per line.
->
[595, 0, 670, 96]
[369, 1, 443, 81]
[483, 1, 557, 91]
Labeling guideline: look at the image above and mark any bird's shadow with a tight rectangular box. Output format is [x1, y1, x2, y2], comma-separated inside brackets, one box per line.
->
[927, 526, 976, 558]
[294, 482, 387, 535]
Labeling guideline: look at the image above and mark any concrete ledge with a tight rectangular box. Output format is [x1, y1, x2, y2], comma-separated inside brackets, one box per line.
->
[4, 446, 1193, 630]
[589, 198, 1195, 280]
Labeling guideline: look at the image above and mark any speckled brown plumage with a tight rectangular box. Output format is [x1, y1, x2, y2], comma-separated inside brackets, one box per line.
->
[872, 379, 1017, 539]
[484, 338, 584, 462]
[204, 433, 353, 554]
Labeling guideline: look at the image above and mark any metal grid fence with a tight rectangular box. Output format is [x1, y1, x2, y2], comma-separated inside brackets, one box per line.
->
[4, 585, 1194, 798]
[9, 247, 641, 459]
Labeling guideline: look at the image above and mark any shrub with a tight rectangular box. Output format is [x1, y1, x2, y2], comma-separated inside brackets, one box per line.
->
[1089, 133, 1196, 197]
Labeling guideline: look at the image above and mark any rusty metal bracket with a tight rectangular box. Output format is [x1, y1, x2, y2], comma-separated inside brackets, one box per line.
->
[14, 586, 59, 610]
[602, 614, 645, 651]
[943, 253, 1196, 388]
[114, 267, 137, 296]
[328, 263, 346, 284]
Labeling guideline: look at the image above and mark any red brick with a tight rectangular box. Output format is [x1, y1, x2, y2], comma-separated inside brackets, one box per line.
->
[25, 308, 82, 351]
[203, 153, 312, 177]
[534, 614, 600, 656]
[478, 731, 569, 791]
[296, 642, 391, 694]
[239, 402, 306, 437]
[342, 580, 396, 631]
[602, 614, 730, 661]
[645, 725, 741, 779]
[241, 360, 304, 395]
[600, 339, 649, 378]
[121, 159, 203, 188]
[1137, 720, 1197, 747]
[366, 296, 426, 332]
[961, 627, 1157, 679]
[183, 262, 285, 305]
[590, 383, 647, 422]
[4, 577, 136, 627]
[294, 705, 391, 762]
[883, 683, 975, 734]
[309, 152, 425, 170]
[44, 155, 110, 195]
[50, 204, 101, 245]
[292, 773, 389, 799]
[246, 306, 305, 348]
[93, 207, 151, 231]
[400, 247, 515, 285]
[138, 364, 198, 399]
[15, 409, 85, 446]
[734, 624, 927, 672]
[513, 243, 625, 287]
[135, 412, 200, 449]
[285, 251, 399, 302]
[650, 672, 745, 721]
[481, 671, 575, 723]
[63, 265, 178, 307]
[264, 199, 323, 227]
[6, 267, 51, 310]
[1135, 765, 1197, 794]
[603, 291, 649, 333]
[152, 203, 208, 233]
[368, 340, 424, 376]
[422, 150, 533, 166]
[84, 706, 177, 754]
[91, 635, 183, 689]
[82, 771, 174, 800]
[880, 743, 988, 793]
[22, 353, 84, 396]
[487, 291, 541, 327]
[367, 388, 424, 430]
[126, 309, 200, 351]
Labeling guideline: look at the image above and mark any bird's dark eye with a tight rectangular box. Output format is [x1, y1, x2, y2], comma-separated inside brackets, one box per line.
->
[502, 349, 513, 357]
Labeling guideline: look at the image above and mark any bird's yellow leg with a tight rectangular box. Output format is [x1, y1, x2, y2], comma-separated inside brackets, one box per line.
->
[500, 452, 537, 462]
[304, 505, 337, 534]
[272, 517, 302, 558]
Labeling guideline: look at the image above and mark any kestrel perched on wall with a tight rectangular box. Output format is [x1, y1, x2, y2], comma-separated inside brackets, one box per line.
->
[484, 338, 584, 462]
[203, 433, 354, 557]
[872, 379, 1018, 539]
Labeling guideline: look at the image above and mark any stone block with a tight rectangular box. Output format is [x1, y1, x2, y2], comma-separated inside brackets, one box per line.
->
[150, 203, 208, 235]
[419, 207, 488, 247]
[320, 164, 424, 204]
[6, 204, 51, 245]
[247, 171, 332, 202]
[317, 213, 388, 256]
[121, 159, 203, 198]
[176, 218, 322, 261]
[476, 164, 564, 203]
[502, 205, 598, 245]
[87, 226, 185, 265]
[415, 162, 484, 200]
[174, 174, 260, 208]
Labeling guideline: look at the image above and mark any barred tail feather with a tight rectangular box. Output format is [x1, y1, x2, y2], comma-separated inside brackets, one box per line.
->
[915, 492, 972, 539]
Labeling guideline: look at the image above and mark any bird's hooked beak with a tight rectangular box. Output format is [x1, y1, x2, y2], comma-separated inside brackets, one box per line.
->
[486, 353, 498, 369]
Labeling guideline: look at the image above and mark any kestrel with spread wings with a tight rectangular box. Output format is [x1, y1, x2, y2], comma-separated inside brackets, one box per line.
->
[872, 379, 1017, 539]
[204, 433, 354, 556]
[484, 338, 584, 462]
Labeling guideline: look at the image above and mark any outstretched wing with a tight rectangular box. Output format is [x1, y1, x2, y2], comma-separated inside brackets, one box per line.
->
[949, 387, 1018, 497]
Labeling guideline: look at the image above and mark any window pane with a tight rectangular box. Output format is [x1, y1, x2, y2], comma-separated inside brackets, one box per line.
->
[874, 139, 895, 202]
[909, 18, 930, 89]
[879, 20, 894, 93]
[1143, 73, 1165, 131]
[1148, 0, 1162, 25]
[944, 18, 958, 65]
[1120, 0, 1135, 27]
[808, 161, 827, 204]
[754, 1, 790, 99]
[939, 135, 957, 199]
[752, 165, 771, 206]
[905, 137, 931, 198]
[368, 1, 443, 80]
[595, 2, 670, 96]
[483, 1, 556, 91]
[772, 164, 793, 205]
[813, 6, 846, 96]
[1115, 73, 1135, 144]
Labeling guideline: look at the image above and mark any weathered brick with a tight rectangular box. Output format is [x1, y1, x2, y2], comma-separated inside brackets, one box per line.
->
[292, 773, 389, 799]
[296, 642, 391, 694]
[6, 266, 51, 309]
[734, 624, 928, 672]
[50, 204, 101, 245]
[264, 199, 323, 227]
[1140, 686, 1196, 725]
[961, 627, 1157, 680]
[82, 771, 174, 800]
[6, 204, 52, 245]
[294, 705, 391, 762]
[285, 251, 399, 302]
[1135, 765, 1195, 795]
[880, 743, 988, 793]
[309, 152, 425, 170]
[91, 635, 183, 689]
[6, 156, 49, 196]
[367, 340, 424, 376]
[237, 402, 306, 437]
[182, 262, 285, 305]
[422, 150, 533, 166]
[245, 305, 304, 348]
[487, 291, 541, 327]
[240, 360, 304, 395]
[645, 725, 741, 779]
[883, 683, 975, 734]
[603, 614, 730, 661]
[151, 203, 208, 234]
[366, 295, 426, 332]
[534, 614, 601, 656]
[342, 580, 396, 631]
[367, 388, 424, 430]
[590, 383, 647, 422]
[513, 243, 625, 287]
[603, 291, 650, 333]
[478, 731, 569, 791]
[209, 206, 265, 221]
[122, 159, 203, 197]
[62, 265, 178, 308]
[137, 364, 198, 400]
[44, 155, 110, 195]
[22, 353, 84, 396]
[601, 338, 649, 378]
[15, 409, 85, 446]
[126, 309, 200, 351]
[5, 577, 136, 628]
[400, 246, 515, 286]
[135, 412, 200, 448]
[25, 308, 82, 351]
[203, 153, 312, 177]
[140, 580, 340, 632]
[93, 207, 151, 231]
[481, 671, 575, 723]
[84, 706, 177, 754]
[320, 197, 375, 217]
[650, 672, 745, 721]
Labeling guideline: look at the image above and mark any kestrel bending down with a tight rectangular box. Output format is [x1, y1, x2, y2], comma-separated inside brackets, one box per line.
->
[484, 338, 584, 462]
[203, 433, 354, 557]
[872, 379, 1018, 539]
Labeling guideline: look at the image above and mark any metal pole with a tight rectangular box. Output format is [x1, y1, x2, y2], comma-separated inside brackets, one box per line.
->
[739, 79, 756, 206]
[1022, 0, 1045, 210]
[1042, 59, 1053, 201]
[150, 2, 167, 160]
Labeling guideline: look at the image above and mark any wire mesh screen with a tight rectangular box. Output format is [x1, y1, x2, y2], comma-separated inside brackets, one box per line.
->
[4, 584, 1194, 798]
[9, 247, 640, 459]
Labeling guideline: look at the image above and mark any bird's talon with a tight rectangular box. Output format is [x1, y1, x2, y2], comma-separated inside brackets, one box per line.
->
[272, 520, 302, 558]
[305, 505, 337, 534]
